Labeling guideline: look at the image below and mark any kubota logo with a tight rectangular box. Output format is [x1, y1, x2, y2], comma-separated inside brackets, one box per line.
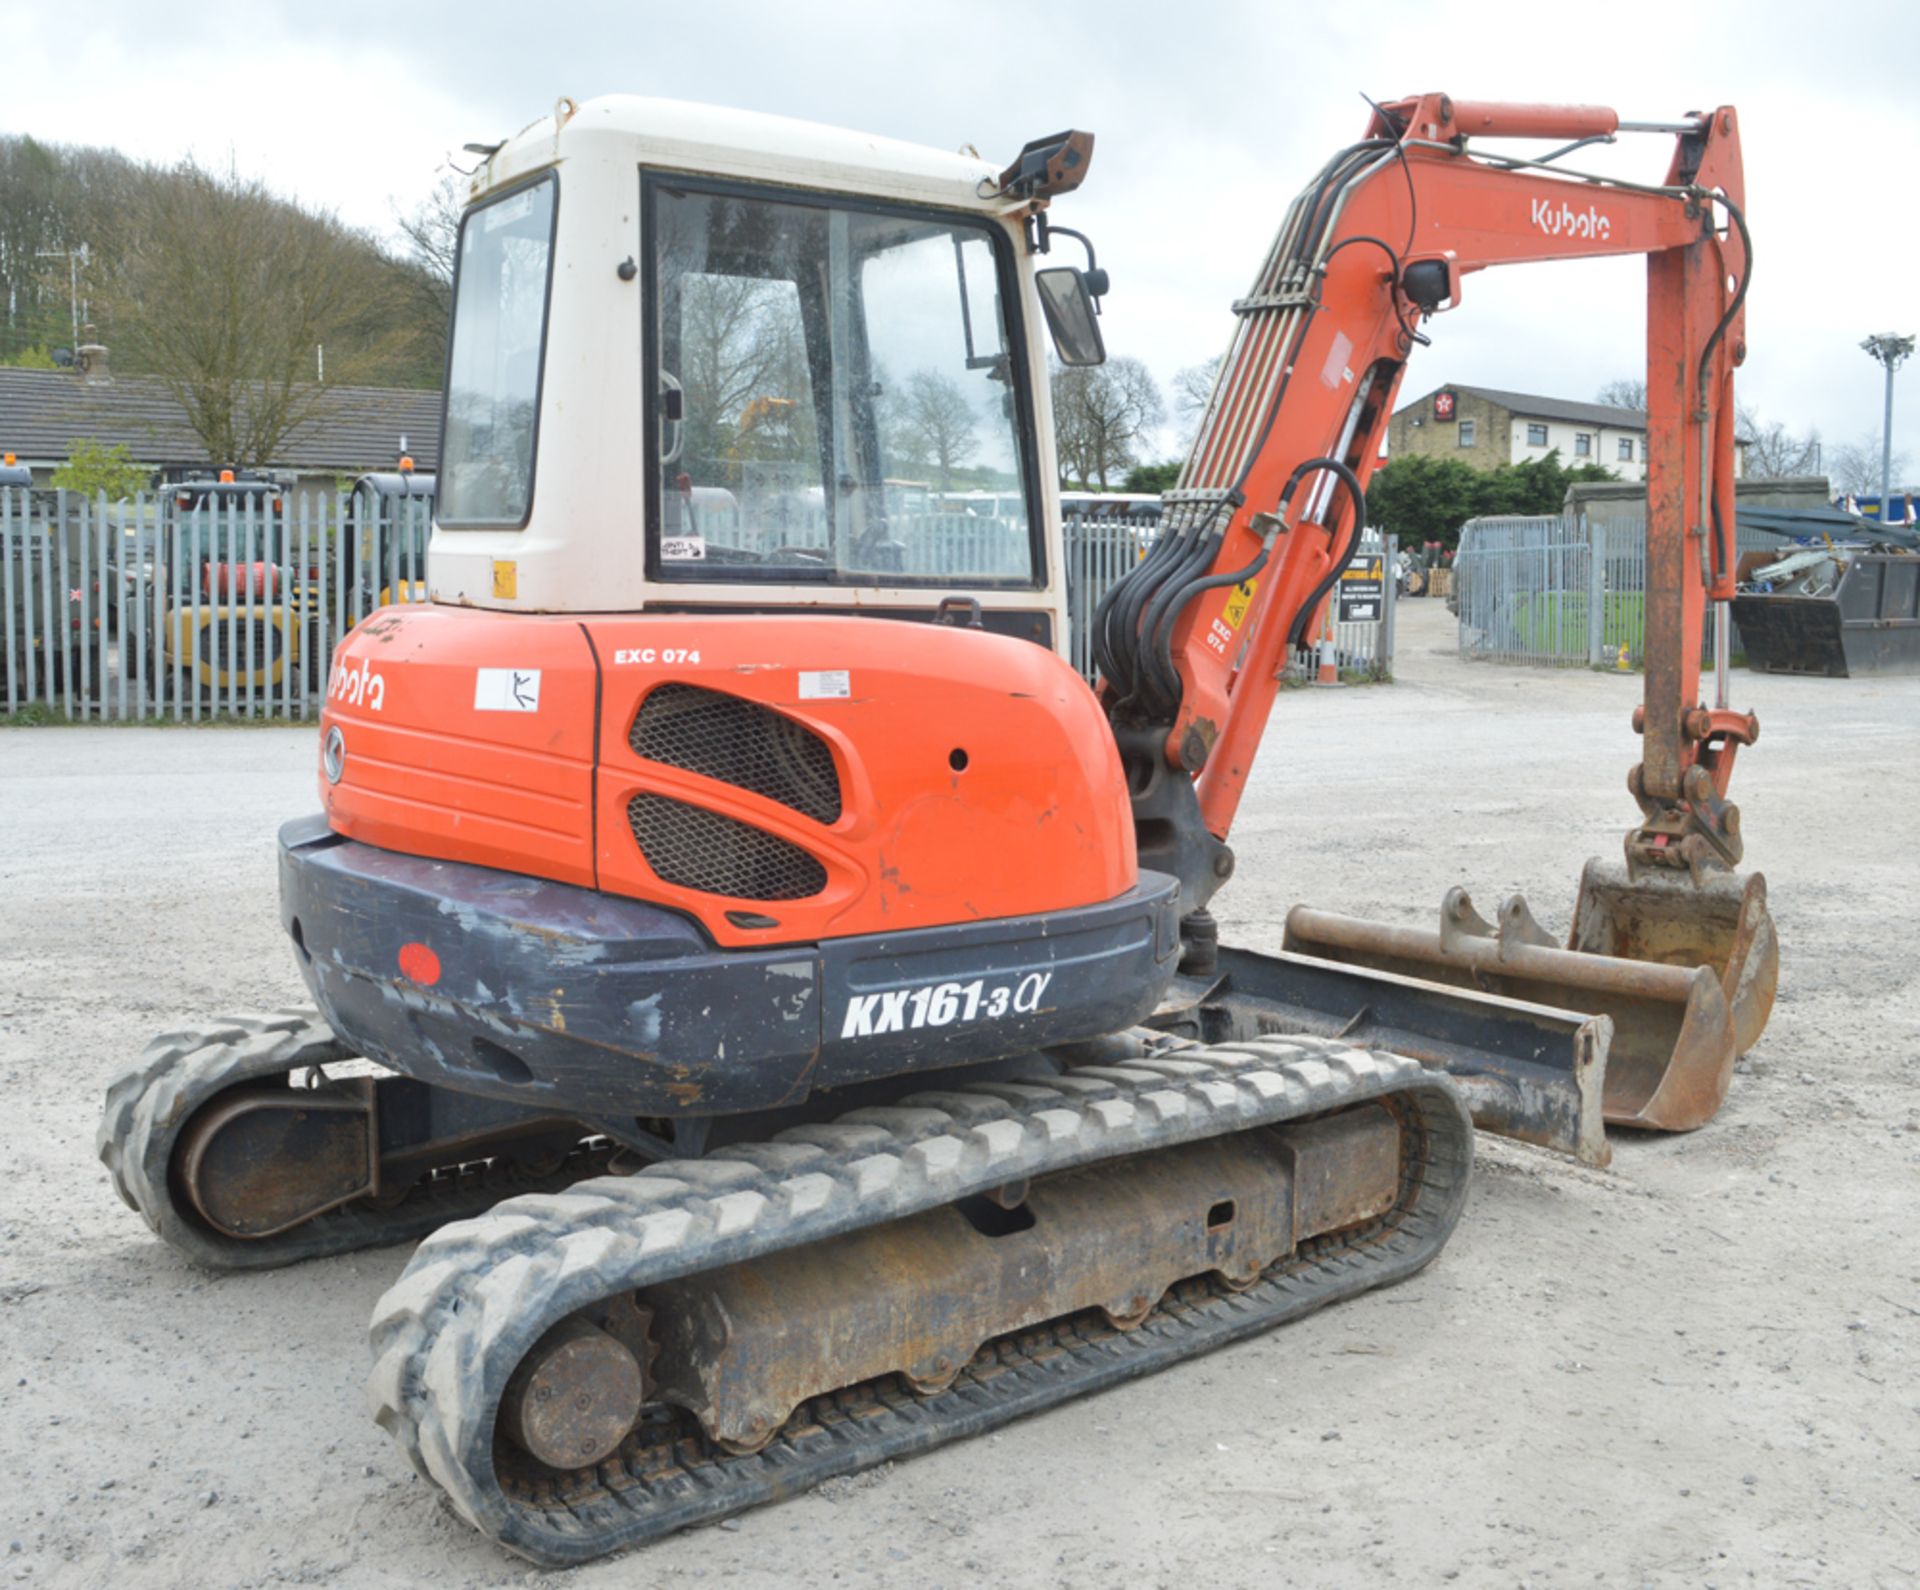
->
[1531, 197, 1612, 240]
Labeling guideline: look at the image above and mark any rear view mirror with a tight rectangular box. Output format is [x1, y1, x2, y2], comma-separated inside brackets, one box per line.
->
[1036, 268, 1106, 367]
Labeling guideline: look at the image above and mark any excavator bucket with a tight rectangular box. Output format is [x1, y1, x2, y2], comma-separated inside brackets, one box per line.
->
[1568, 859, 1778, 1056]
[1280, 860, 1778, 1133]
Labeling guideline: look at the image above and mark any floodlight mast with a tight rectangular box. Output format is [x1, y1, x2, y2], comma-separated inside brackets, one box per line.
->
[1861, 333, 1914, 514]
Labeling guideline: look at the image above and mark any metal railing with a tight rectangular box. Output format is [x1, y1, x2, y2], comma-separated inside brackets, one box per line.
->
[1, 490, 1394, 718]
[1453, 511, 1792, 668]
[1062, 510, 1158, 679]
[1058, 518, 1397, 684]
[2, 488, 430, 720]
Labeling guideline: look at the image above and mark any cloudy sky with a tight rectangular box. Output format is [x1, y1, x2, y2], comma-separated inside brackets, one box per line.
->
[6, 0, 1918, 477]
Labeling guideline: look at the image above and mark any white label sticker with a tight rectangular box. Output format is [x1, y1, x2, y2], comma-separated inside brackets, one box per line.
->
[661, 536, 706, 561]
[1321, 330, 1354, 390]
[799, 670, 850, 700]
[474, 668, 542, 712]
[480, 190, 532, 231]
[841, 972, 1052, 1039]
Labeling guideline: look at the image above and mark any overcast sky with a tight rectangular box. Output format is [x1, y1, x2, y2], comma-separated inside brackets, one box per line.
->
[6, 0, 1918, 479]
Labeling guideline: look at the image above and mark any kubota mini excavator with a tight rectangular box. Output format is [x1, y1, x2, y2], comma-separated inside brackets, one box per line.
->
[99, 92, 1775, 1563]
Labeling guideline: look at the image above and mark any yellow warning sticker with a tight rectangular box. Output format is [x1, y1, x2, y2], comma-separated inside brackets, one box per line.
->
[491, 560, 518, 600]
[1221, 576, 1258, 631]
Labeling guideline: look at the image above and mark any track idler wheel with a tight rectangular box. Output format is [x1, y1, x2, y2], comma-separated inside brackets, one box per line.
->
[176, 1075, 377, 1238]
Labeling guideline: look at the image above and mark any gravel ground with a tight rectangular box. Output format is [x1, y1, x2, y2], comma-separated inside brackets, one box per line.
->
[1, 600, 1916, 1589]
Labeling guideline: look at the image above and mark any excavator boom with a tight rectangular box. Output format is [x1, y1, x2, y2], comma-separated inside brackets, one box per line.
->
[1103, 96, 1774, 1158]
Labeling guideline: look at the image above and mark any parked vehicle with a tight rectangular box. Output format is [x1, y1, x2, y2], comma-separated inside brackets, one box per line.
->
[145, 472, 305, 700]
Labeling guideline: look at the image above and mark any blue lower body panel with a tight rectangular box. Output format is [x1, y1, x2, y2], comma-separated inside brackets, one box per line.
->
[277, 815, 1180, 1120]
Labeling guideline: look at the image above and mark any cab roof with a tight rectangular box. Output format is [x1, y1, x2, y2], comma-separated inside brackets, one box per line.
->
[472, 94, 1010, 216]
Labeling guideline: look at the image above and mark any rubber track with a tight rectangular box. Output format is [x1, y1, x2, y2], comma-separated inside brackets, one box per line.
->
[367, 1037, 1473, 1565]
[98, 1007, 608, 1272]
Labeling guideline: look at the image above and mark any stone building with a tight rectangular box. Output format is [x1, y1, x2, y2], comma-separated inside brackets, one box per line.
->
[1388, 384, 1668, 481]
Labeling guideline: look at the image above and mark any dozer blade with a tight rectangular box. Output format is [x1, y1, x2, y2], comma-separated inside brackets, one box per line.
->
[1281, 859, 1778, 1133]
[1152, 946, 1612, 1166]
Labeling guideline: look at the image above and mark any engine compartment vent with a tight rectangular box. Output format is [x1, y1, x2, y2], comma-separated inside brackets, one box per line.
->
[629, 684, 841, 824]
[627, 792, 828, 902]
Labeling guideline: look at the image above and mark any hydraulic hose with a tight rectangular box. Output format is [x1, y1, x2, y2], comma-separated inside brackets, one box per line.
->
[1280, 459, 1371, 652]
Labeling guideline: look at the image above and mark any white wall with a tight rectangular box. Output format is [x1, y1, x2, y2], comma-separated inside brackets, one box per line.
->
[1507, 415, 1647, 481]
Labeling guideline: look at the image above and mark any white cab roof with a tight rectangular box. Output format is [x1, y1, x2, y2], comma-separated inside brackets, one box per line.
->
[475, 94, 1010, 215]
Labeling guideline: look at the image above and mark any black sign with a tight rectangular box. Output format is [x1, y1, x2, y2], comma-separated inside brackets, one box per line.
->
[1338, 554, 1384, 623]
[1433, 390, 1457, 421]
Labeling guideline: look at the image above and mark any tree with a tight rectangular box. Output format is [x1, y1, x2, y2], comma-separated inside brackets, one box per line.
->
[1366, 449, 1613, 549]
[1170, 353, 1224, 448]
[895, 369, 976, 492]
[1736, 404, 1823, 480]
[1596, 377, 1647, 411]
[673, 272, 811, 479]
[98, 160, 423, 467]
[2, 134, 442, 395]
[1828, 432, 1913, 496]
[1123, 460, 1181, 493]
[394, 173, 465, 373]
[1050, 357, 1164, 489]
[50, 437, 149, 500]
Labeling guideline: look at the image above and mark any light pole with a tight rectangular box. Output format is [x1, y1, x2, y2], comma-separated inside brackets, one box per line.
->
[1861, 333, 1914, 516]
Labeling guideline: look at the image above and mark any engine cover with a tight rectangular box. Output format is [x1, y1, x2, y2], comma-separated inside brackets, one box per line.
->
[320, 606, 1136, 948]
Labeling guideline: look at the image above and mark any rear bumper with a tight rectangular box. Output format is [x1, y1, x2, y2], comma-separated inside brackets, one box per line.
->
[278, 815, 1179, 1119]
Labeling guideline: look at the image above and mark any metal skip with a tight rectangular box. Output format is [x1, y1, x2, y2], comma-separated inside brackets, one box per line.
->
[1282, 858, 1778, 1134]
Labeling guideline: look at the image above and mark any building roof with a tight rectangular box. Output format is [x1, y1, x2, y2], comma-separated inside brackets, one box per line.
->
[0, 367, 441, 473]
[1400, 383, 1648, 431]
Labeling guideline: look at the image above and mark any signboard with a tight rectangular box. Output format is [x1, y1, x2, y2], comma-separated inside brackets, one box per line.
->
[1433, 390, 1457, 421]
[1337, 553, 1385, 623]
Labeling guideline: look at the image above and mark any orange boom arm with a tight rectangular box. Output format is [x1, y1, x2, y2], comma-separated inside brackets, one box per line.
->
[1092, 94, 1750, 910]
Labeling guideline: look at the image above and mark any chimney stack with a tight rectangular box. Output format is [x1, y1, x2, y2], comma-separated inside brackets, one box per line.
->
[76, 323, 111, 385]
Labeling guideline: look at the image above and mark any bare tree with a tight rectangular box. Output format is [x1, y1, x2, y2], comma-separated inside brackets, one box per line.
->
[672, 272, 808, 474]
[394, 172, 465, 372]
[1050, 357, 1165, 489]
[1828, 432, 1913, 496]
[101, 160, 419, 466]
[1596, 377, 1647, 411]
[1736, 403, 1823, 480]
[894, 370, 976, 492]
[1171, 353, 1224, 449]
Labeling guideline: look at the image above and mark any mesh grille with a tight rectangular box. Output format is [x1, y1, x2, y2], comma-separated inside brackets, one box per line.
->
[629, 684, 841, 823]
[627, 793, 827, 901]
[200, 621, 284, 670]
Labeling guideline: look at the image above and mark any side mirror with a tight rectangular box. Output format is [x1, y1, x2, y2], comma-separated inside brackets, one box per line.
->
[1036, 268, 1106, 367]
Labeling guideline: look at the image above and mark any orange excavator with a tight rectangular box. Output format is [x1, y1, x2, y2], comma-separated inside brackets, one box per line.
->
[99, 92, 1774, 1562]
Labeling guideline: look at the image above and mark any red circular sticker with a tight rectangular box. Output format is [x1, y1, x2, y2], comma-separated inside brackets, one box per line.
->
[397, 942, 442, 986]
